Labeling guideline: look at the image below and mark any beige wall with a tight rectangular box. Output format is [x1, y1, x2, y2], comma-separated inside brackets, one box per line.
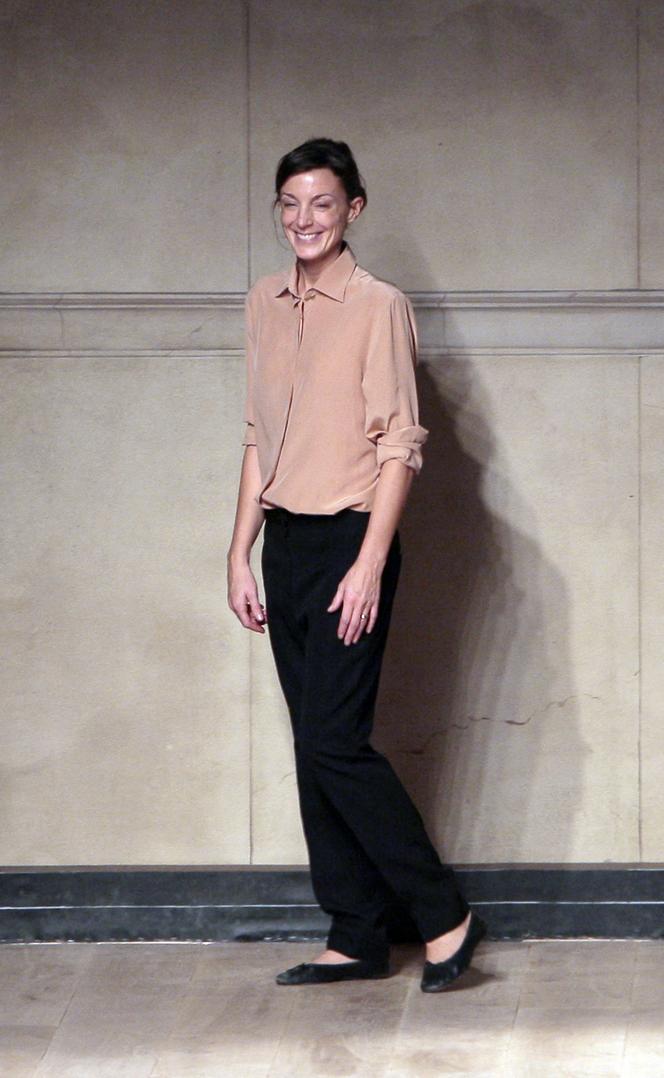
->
[1, 0, 663, 866]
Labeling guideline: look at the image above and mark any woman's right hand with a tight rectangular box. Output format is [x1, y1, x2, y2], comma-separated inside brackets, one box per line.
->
[227, 558, 267, 634]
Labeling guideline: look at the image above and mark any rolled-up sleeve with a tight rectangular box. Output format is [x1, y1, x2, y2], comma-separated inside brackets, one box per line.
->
[362, 291, 429, 473]
[242, 290, 257, 448]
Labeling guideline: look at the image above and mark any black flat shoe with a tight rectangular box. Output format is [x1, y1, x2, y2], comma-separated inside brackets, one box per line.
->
[420, 911, 488, 993]
[275, 956, 390, 985]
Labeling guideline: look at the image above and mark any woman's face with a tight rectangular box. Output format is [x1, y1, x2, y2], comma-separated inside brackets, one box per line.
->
[278, 168, 363, 266]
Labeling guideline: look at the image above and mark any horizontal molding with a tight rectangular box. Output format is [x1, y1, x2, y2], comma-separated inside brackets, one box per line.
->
[1, 865, 663, 943]
[0, 348, 660, 361]
[1, 291, 664, 355]
[0, 350, 242, 359]
[0, 293, 245, 310]
[3, 290, 664, 309]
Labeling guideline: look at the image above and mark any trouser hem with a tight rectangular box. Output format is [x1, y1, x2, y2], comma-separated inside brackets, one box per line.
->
[418, 897, 472, 942]
[326, 926, 390, 964]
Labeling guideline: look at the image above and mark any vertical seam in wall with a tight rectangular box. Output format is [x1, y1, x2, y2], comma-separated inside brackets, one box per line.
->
[635, 0, 641, 289]
[635, 0, 643, 860]
[245, 0, 254, 864]
[246, 0, 252, 292]
[637, 353, 643, 861]
[635, 0, 642, 859]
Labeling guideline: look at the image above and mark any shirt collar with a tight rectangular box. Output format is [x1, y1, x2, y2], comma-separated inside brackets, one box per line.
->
[273, 242, 357, 302]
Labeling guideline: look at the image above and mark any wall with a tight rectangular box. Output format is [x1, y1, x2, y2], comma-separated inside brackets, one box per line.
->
[1, 0, 663, 866]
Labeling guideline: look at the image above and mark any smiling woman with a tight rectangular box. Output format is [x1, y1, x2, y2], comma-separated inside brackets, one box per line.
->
[227, 137, 486, 992]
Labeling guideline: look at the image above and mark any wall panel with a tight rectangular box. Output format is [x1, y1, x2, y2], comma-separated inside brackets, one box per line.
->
[640, 0, 664, 287]
[0, 351, 251, 863]
[0, 0, 247, 291]
[641, 354, 664, 860]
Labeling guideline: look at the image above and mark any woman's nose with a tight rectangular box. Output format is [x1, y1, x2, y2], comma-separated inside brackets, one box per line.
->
[295, 205, 314, 228]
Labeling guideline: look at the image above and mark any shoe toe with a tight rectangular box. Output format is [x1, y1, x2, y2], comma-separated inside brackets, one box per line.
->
[275, 957, 389, 985]
[420, 958, 459, 992]
[275, 962, 311, 985]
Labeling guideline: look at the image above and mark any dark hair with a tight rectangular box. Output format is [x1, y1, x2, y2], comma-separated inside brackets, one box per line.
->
[274, 137, 367, 208]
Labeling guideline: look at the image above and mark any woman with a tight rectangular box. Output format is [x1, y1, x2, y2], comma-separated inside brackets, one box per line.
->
[227, 137, 486, 991]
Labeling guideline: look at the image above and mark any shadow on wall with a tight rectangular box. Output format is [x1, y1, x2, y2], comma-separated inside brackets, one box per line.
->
[373, 351, 585, 866]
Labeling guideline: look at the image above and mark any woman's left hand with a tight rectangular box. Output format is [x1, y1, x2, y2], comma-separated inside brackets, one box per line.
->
[327, 556, 383, 645]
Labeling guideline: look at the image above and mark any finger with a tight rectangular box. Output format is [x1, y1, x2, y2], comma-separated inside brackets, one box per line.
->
[236, 593, 266, 633]
[235, 606, 262, 632]
[337, 607, 351, 641]
[327, 585, 343, 612]
[366, 600, 379, 634]
[249, 605, 267, 632]
[336, 596, 355, 642]
[352, 607, 371, 644]
[248, 596, 266, 624]
[344, 602, 365, 646]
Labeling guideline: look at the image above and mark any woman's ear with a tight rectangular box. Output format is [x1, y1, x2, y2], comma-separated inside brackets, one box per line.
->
[348, 196, 365, 224]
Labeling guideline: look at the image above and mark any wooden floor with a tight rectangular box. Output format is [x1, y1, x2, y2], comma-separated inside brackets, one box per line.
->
[0, 938, 662, 1076]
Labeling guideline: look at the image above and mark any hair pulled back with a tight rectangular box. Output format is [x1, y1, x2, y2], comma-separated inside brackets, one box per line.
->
[274, 137, 367, 208]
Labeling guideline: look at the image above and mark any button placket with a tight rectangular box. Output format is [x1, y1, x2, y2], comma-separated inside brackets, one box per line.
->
[293, 290, 315, 348]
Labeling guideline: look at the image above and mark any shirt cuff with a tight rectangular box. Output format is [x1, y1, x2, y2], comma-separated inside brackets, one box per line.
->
[374, 424, 429, 474]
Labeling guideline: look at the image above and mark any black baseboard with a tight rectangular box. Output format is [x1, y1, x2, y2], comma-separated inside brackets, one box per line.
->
[1, 865, 663, 944]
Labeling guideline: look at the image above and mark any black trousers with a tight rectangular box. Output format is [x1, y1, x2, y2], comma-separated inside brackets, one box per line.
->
[261, 505, 469, 963]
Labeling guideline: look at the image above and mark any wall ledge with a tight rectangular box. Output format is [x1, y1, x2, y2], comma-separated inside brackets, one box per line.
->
[2, 290, 664, 310]
[1, 291, 664, 355]
[1, 865, 663, 943]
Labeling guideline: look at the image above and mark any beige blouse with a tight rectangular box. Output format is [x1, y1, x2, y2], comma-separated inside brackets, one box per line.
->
[242, 241, 429, 514]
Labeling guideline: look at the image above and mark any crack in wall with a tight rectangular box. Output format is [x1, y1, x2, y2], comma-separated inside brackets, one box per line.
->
[400, 693, 605, 755]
